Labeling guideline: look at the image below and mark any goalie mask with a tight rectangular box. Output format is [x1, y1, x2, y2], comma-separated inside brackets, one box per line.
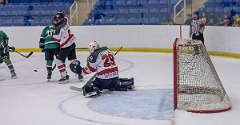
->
[88, 41, 100, 53]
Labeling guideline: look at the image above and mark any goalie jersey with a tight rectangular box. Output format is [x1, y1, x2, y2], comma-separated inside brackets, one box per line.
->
[83, 47, 119, 79]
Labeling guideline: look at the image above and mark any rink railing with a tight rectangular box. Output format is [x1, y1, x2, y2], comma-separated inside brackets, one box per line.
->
[14, 47, 240, 59]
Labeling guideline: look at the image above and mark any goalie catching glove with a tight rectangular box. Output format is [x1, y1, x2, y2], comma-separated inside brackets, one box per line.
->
[70, 60, 83, 79]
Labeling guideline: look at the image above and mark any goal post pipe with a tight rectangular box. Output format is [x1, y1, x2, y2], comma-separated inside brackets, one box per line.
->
[173, 38, 232, 113]
[180, 25, 182, 39]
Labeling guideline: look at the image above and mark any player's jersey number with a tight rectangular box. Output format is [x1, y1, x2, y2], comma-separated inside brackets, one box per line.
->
[102, 53, 115, 67]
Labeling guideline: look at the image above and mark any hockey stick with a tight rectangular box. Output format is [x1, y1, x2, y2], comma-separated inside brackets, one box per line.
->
[15, 51, 34, 58]
[52, 64, 56, 71]
[113, 46, 123, 56]
[70, 46, 123, 92]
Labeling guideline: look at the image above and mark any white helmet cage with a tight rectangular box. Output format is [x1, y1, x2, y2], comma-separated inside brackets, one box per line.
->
[88, 41, 100, 53]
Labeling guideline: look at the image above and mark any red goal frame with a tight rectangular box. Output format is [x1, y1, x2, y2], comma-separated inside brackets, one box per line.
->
[173, 38, 231, 113]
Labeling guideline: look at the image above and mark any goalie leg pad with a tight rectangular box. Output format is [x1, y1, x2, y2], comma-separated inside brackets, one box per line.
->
[115, 78, 135, 91]
[82, 83, 100, 96]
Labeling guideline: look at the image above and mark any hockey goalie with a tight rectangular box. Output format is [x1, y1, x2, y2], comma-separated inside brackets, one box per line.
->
[70, 41, 134, 97]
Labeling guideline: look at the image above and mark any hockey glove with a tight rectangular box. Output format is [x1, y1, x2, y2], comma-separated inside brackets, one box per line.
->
[2, 54, 9, 60]
[41, 49, 45, 52]
[9, 46, 15, 52]
[0, 58, 3, 63]
[39, 38, 45, 49]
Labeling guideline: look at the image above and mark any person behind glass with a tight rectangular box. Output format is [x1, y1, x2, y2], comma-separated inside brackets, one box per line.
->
[220, 13, 231, 26]
[234, 14, 240, 27]
[0, 0, 7, 5]
[189, 12, 206, 45]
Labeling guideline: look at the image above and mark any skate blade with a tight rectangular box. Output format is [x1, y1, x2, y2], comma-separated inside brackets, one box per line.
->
[58, 80, 70, 84]
[11, 76, 17, 79]
[85, 92, 101, 97]
[0, 78, 6, 81]
[127, 85, 135, 91]
[79, 79, 84, 82]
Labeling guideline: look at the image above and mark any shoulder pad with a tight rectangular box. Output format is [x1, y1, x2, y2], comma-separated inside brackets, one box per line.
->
[87, 55, 95, 63]
[88, 47, 108, 63]
[0, 31, 8, 41]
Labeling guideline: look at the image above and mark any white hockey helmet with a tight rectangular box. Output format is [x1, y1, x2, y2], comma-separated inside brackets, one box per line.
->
[88, 41, 100, 53]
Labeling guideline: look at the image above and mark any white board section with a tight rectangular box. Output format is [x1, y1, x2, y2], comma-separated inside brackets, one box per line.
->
[1, 25, 240, 54]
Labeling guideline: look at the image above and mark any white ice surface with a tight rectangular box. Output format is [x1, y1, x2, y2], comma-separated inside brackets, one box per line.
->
[0, 52, 239, 125]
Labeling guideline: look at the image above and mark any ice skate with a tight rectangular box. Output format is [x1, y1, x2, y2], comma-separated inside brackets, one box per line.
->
[47, 72, 52, 82]
[11, 71, 17, 79]
[78, 73, 83, 80]
[58, 75, 69, 84]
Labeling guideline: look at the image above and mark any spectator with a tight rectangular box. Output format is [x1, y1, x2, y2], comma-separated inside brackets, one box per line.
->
[207, 13, 218, 26]
[230, 9, 236, 24]
[219, 13, 231, 26]
[201, 12, 207, 25]
[24, 5, 34, 26]
[0, 0, 7, 5]
[24, 15, 34, 26]
[185, 14, 192, 25]
[234, 14, 240, 27]
[90, 12, 105, 25]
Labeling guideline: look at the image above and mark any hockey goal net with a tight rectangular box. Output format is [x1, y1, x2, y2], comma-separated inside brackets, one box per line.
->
[173, 38, 231, 113]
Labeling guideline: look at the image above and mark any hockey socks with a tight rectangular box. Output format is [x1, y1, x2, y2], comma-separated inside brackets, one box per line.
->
[57, 64, 69, 83]
[3, 58, 17, 78]
[56, 59, 67, 76]
[55, 59, 69, 83]
[46, 60, 53, 71]
[57, 64, 67, 77]
[46, 60, 53, 80]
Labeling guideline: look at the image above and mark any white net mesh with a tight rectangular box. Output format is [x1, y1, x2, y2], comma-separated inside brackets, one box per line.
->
[174, 39, 231, 113]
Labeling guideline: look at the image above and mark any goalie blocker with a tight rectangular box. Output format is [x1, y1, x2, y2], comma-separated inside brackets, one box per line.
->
[70, 41, 134, 96]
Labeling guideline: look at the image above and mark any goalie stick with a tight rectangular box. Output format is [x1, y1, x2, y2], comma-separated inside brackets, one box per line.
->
[15, 51, 33, 58]
[70, 46, 123, 92]
[70, 85, 83, 92]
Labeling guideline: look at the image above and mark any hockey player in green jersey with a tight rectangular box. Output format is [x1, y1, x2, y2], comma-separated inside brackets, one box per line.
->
[39, 25, 60, 81]
[0, 31, 17, 79]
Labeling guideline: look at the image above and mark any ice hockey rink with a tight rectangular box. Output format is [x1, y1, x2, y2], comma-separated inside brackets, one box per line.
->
[0, 51, 240, 125]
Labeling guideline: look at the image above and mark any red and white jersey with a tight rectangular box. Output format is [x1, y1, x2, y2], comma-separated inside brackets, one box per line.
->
[82, 47, 119, 79]
[53, 23, 75, 48]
